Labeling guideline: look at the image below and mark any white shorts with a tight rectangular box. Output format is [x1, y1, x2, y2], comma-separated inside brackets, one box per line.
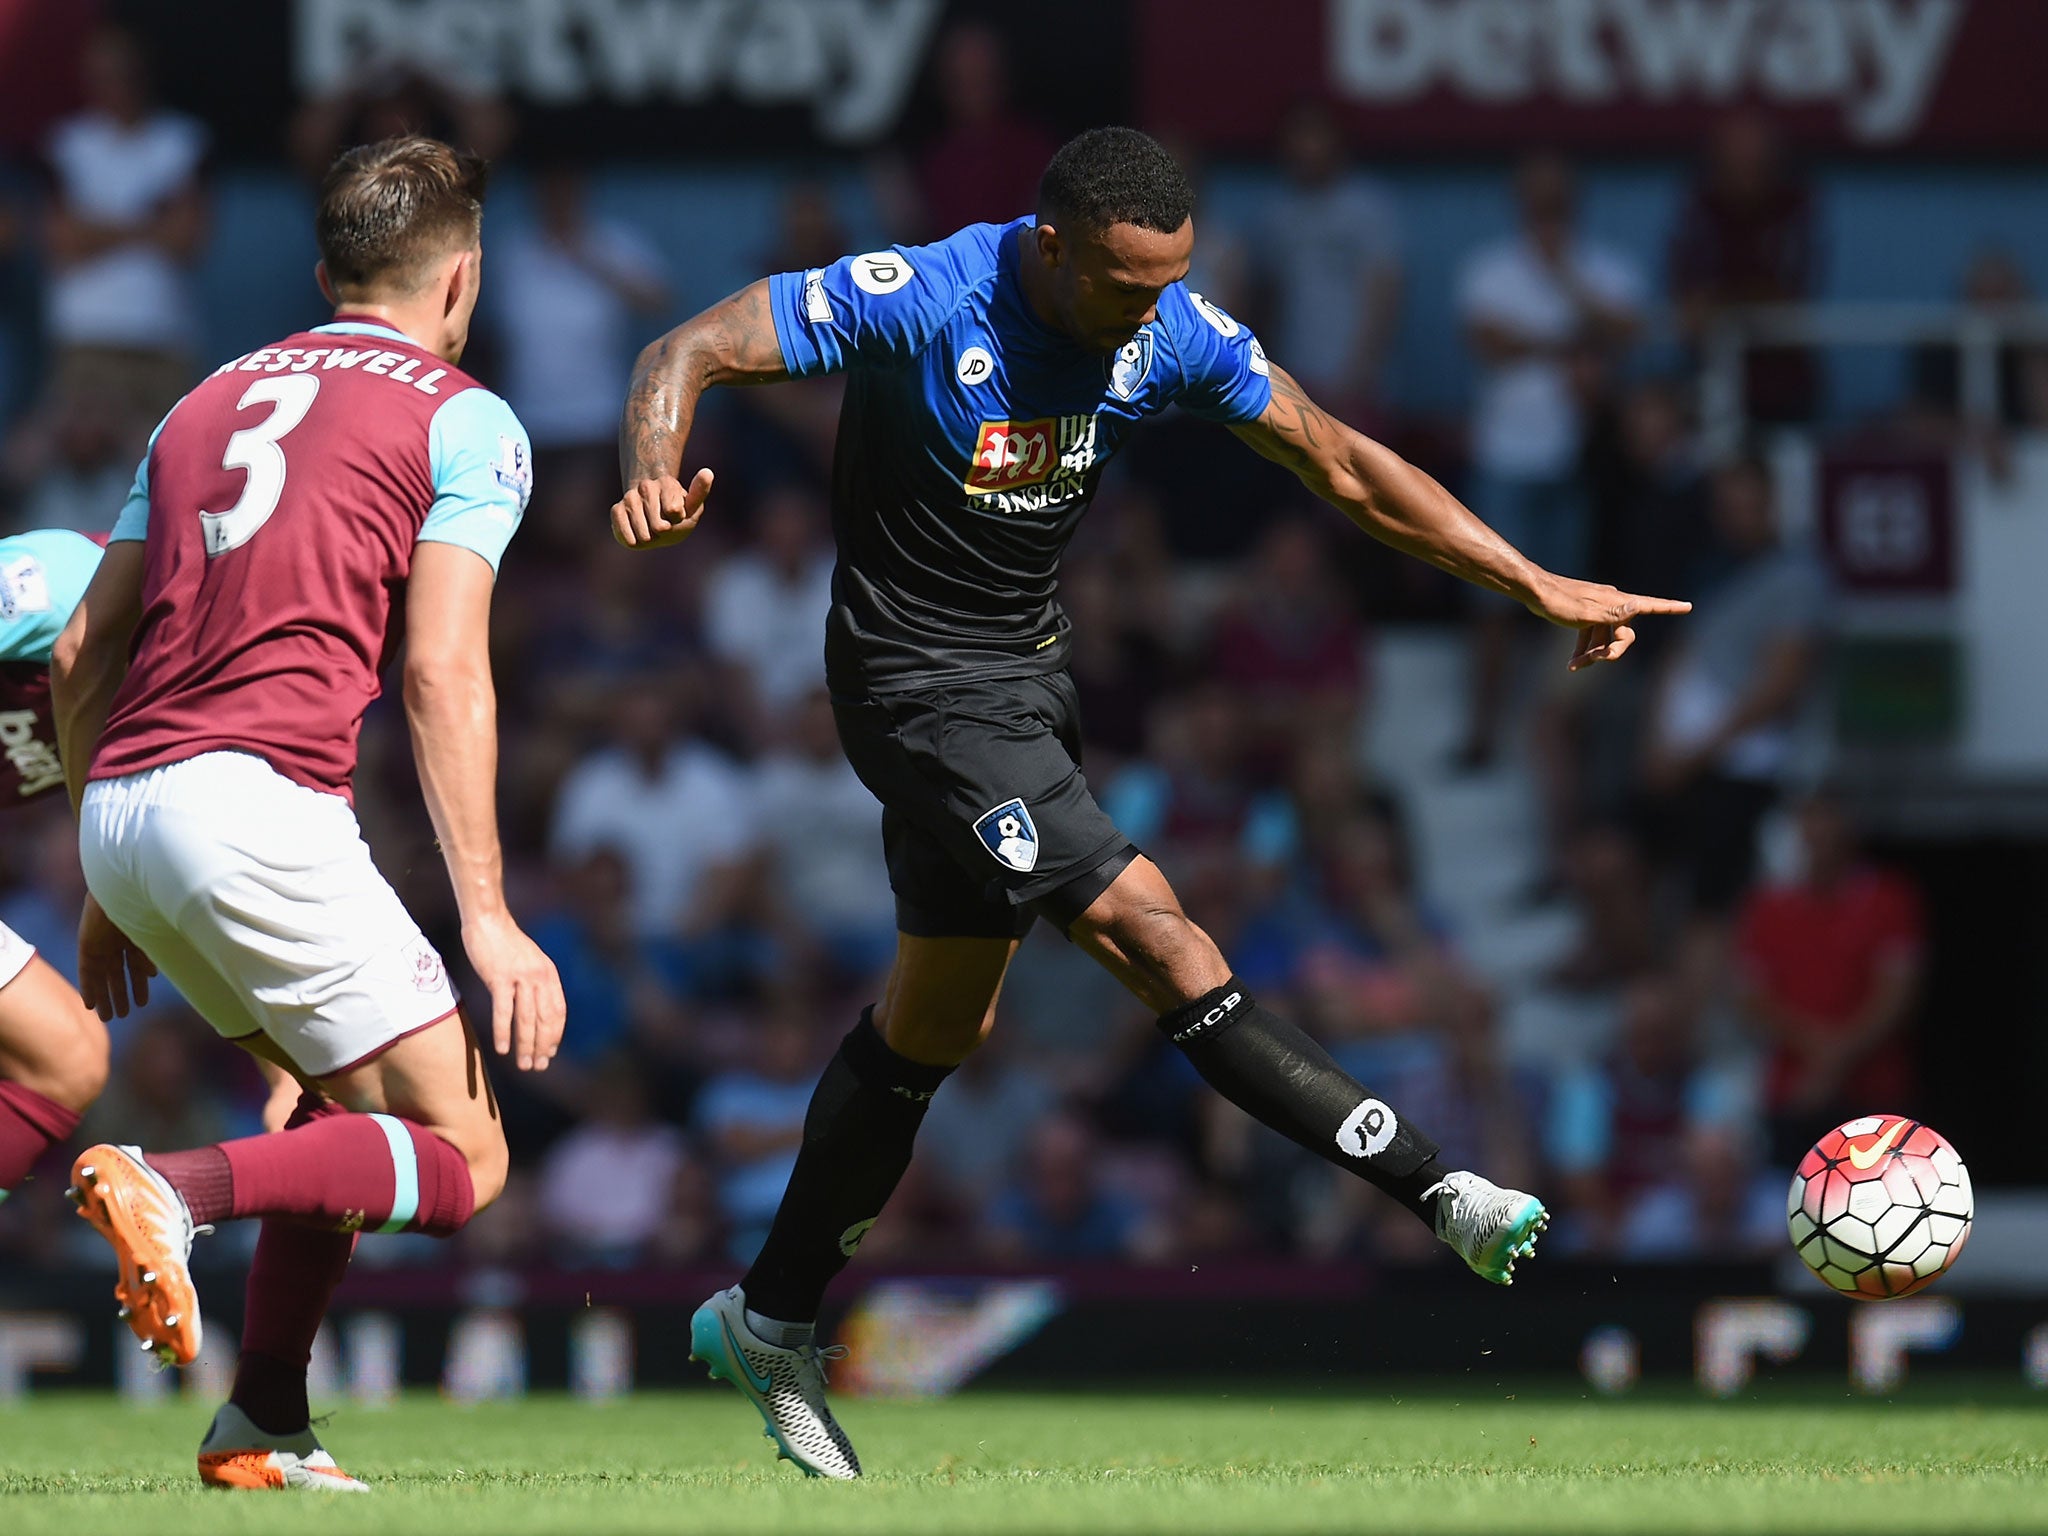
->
[79, 751, 459, 1078]
[0, 920, 34, 992]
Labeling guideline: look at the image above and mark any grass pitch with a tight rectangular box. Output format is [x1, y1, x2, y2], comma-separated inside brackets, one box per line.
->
[3, 1386, 2044, 1534]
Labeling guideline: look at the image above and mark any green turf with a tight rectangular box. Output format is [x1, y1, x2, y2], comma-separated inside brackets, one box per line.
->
[3, 1387, 2045, 1533]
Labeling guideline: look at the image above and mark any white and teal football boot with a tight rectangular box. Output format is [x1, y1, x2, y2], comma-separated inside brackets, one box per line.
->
[689, 1285, 861, 1479]
[1428, 1170, 1549, 1285]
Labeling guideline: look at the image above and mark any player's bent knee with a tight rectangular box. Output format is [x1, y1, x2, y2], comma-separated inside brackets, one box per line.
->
[455, 1126, 510, 1216]
[39, 1008, 111, 1113]
[54, 1017, 111, 1113]
[1073, 857, 1181, 933]
[27, 1029, 110, 1114]
[1070, 859, 1232, 1009]
[0, 965, 112, 1112]
[1078, 885, 1199, 967]
[874, 932, 1015, 1067]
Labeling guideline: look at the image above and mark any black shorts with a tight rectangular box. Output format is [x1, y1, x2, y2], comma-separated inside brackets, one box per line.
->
[832, 670, 1137, 940]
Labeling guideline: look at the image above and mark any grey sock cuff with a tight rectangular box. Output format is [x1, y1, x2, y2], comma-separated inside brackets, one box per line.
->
[744, 1306, 817, 1348]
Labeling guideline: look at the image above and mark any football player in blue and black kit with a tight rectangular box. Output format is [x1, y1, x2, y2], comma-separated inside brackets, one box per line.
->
[613, 129, 1690, 1477]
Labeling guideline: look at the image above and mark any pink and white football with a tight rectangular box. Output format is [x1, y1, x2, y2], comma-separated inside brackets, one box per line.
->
[1787, 1114, 1973, 1300]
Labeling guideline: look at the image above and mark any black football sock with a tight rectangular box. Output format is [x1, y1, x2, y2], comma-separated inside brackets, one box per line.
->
[1159, 980, 1448, 1226]
[739, 1008, 953, 1324]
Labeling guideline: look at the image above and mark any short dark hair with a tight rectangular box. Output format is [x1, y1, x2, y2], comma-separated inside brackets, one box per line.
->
[1037, 127, 1193, 237]
[316, 134, 488, 296]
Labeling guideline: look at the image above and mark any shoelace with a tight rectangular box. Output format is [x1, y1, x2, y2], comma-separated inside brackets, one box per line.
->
[794, 1343, 850, 1385]
[1424, 1179, 1515, 1249]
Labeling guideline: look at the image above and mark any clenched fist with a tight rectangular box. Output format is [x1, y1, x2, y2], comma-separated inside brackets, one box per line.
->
[611, 466, 714, 549]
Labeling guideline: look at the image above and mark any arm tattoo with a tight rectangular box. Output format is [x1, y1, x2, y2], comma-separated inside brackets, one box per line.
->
[619, 279, 789, 486]
[1229, 359, 1536, 601]
[1229, 363, 1341, 487]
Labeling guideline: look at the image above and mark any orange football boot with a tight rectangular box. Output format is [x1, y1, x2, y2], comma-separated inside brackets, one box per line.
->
[197, 1404, 369, 1492]
[68, 1143, 205, 1366]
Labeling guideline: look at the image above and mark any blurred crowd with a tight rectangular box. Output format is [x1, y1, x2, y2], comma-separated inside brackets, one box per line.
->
[2, 23, 2028, 1278]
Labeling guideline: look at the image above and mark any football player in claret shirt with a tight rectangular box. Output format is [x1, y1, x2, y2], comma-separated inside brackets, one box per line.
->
[0, 530, 111, 1205]
[51, 135, 565, 1493]
[613, 128, 1691, 1478]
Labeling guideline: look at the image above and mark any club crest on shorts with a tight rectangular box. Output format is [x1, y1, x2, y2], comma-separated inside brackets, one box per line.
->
[1109, 329, 1153, 401]
[974, 797, 1039, 873]
[406, 938, 447, 995]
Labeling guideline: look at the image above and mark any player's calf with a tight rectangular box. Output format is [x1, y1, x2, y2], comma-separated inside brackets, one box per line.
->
[72, 1105, 484, 1366]
[0, 961, 110, 1111]
[1074, 861, 1548, 1277]
[1155, 979, 1452, 1223]
[0, 954, 111, 1195]
[70, 1015, 504, 1368]
[140, 1104, 483, 1236]
[739, 1007, 954, 1325]
[1155, 981, 1550, 1279]
[1068, 856, 1232, 1014]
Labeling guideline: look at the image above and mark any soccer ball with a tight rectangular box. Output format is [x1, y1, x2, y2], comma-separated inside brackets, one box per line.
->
[1787, 1114, 1972, 1299]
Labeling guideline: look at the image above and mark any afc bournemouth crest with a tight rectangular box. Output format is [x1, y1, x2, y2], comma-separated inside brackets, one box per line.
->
[973, 798, 1039, 873]
[1109, 329, 1153, 401]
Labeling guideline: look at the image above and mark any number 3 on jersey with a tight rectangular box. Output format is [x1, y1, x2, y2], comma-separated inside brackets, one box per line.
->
[202, 374, 320, 557]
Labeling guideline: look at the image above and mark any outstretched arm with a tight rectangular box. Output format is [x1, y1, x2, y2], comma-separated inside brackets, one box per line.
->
[1231, 363, 1690, 669]
[613, 278, 791, 550]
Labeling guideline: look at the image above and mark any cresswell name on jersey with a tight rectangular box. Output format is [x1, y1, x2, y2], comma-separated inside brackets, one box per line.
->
[202, 343, 456, 395]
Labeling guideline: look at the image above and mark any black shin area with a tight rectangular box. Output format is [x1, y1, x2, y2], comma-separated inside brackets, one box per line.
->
[1159, 980, 1447, 1224]
[739, 1008, 954, 1322]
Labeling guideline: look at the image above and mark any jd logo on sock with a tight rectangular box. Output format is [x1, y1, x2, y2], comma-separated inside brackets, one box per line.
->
[839, 1219, 878, 1257]
[1336, 1099, 1397, 1159]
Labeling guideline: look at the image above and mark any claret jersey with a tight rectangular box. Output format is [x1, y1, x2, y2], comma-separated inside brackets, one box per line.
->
[0, 528, 105, 806]
[767, 217, 1273, 695]
[90, 316, 531, 801]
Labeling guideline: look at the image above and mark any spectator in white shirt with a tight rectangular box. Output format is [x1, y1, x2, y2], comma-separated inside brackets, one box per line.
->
[703, 486, 835, 726]
[551, 684, 757, 942]
[41, 26, 208, 427]
[1257, 100, 1403, 425]
[752, 689, 893, 978]
[491, 161, 669, 550]
[493, 161, 669, 454]
[1455, 154, 1644, 769]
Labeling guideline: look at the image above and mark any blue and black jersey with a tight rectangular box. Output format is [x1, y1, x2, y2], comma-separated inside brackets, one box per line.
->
[767, 216, 1273, 695]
